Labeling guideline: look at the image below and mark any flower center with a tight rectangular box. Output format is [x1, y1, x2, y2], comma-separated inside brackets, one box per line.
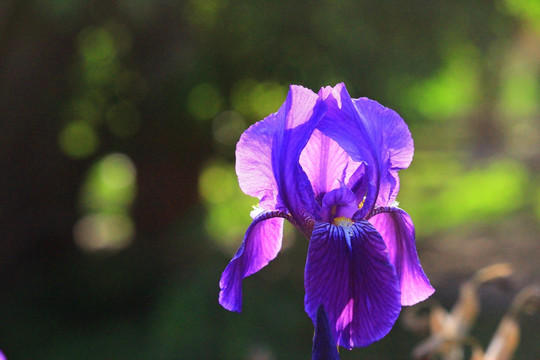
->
[320, 184, 358, 224]
[333, 216, 353, 227]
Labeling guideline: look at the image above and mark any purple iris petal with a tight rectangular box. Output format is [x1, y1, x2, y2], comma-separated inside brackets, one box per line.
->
[316, 84, 380, 214]
[316, 83, 414, 212]
[368, 207, 434, 306]
[352, 98, 414, 207]
[236, 85, 326, 217]
[346, 162, 370, 206]
[320, 185, 357, 223]
[271, 85, 327, 227]
[304, 221, 401, 349]
[236, 110, 283, 210]
[300, 129, 361, 202]
[312, 305, 340, 360]
[219, 210, 285, 312]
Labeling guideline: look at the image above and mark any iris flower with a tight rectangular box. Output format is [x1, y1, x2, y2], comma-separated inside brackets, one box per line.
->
[219, 83, 434, 349]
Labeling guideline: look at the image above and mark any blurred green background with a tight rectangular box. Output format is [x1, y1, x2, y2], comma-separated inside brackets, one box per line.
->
[0, 0, 539, 359]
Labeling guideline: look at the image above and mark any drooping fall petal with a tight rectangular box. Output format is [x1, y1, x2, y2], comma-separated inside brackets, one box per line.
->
[304, 221, 401, 349]
[368, 207, 434, 306]
[219, 211, 285, 312]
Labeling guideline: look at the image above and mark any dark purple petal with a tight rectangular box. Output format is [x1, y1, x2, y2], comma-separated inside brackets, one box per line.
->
[300, 129, 361, 201]
[312, 305, 340, 360]
[304, 221, 401, 349]
[219, 211, 285, 312]
[352, 97, 414, 206]
[368, 207, 434, 306]
[347, 162, 369, 205]
[272, 85, 327, 228]
[317, 84, 414, 211]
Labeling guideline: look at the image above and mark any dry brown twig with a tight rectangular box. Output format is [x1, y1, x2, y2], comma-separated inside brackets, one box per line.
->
[409, 263, 514, 360]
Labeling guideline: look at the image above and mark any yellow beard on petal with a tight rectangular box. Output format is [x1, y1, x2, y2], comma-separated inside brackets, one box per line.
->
[333, 216, 353, 227]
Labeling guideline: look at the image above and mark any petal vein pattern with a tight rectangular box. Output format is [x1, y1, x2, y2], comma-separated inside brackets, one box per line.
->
[236, 113, 281, 210]
[316, 84, 414, 211]
[300, 129, 361, 202]
[352, 98, 414, 206]
[271, 85, 326, 226]
[368, 207, 434, 305]
[304, 221, 401, 349]
[219, 210, 285, 312]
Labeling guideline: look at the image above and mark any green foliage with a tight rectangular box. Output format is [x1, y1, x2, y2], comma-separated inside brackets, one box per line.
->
[198, 160, 256, 251]
[400, 155, 529, 234]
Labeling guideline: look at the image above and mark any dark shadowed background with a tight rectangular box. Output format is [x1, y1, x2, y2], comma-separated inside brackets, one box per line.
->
[0, 0, 539, 359]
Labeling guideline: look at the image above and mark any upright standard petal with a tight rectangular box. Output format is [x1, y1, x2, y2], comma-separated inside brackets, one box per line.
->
[368, 207, 434, 306]
[317, 84, 380, 215]
[272, 85, 327, 227]
[236, 112, 282, 210]
[299, 129, 361, 203]
[352, 97, 414, 206]
[219, 210, 285, 312]
[312, 305, 340, 360]
[304, 221, 401, 349]
[237, 85, 325, 225]
[317, 84, 414, 211]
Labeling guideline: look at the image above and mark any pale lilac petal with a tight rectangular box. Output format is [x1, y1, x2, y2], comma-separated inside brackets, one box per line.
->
[304, 221, 401, 349]
[368, 208, 434, 306]
[312, 305, 340, 360]
[317, 83, 414, 211]
[300, 128, 361, 201]
[219, 211, 285, 312]
[316, 84, 381, 214]
[271, 85, 327, 227]
[236, 112, 282, 209]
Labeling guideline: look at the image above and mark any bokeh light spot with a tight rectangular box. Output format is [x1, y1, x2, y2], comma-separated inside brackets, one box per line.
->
[78, 26, 117, 65]
[187, 83, 223, 121]
[198, 161, 256, 250]
[77, 26, 120, 85]
[186, 0, 227, 27]
[231, 79, 287, 120]
[504, 0, 540, 33]
[80, 153, 137, 212]
[58, 121, 99, 158]
[407, 46, 480, 120]
[99, 153, 137, 189]
[212, 111, 246, 145]
[400, 154, 528, 234]
[74, 213, 134, 252]
[198, 161, 237, 204]
[499, 62, 539, 118]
